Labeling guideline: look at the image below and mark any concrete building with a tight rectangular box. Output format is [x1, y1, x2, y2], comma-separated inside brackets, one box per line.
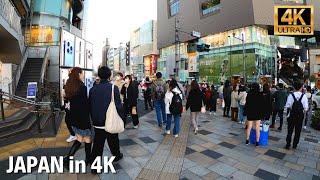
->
[102, 38, 110, 66]
[130, 20, 158, 80]
[157, 0, 320, 83]
[0, 0, 30, 94]
[107, 44, 127, 74]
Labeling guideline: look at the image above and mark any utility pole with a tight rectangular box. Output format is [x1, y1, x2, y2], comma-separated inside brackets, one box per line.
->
[242, 33, 246, 83]
[175, 17, 180, 78]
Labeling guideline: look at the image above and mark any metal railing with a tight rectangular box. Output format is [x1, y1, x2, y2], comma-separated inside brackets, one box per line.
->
[10, 47, 29, 94]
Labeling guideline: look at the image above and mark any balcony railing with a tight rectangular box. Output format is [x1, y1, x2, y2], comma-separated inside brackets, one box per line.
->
[0, 0, 25, 51]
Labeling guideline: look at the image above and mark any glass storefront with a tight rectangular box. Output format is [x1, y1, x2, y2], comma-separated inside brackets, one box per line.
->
[197, 26, 275, 84]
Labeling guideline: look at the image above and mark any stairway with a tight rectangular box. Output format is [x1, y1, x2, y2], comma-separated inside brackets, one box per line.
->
[15, 58, 43, 98]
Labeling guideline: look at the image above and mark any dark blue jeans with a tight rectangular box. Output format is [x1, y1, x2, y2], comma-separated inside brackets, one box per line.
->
[154, 100, 166, 126]
[166, 114, 181, 135]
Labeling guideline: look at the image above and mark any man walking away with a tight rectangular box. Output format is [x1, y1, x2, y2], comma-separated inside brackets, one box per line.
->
[285, 81, 308, 150]
[143, 77, 153, 110]
[271, 83, 288, 131]
[151, 72, 167, 127]
[89, 66, 124, 173]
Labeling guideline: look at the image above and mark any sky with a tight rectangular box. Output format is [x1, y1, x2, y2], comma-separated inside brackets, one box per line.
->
[84, 0, 157, 67]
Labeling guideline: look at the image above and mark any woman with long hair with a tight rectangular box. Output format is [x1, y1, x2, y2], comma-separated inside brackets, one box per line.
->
[186, 80, 205, 134]
[64, 67, 92, 165]
[244, 83, 264, 146]
[121, 75, 139, 128]
[262, 83, 272, 121]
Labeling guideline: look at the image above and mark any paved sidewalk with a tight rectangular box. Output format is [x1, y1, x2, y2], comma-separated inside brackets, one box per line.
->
[181, 112, 320, 180]
[1, 107, 320, 180]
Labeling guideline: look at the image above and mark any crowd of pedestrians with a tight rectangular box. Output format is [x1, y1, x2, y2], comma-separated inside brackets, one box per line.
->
[62, 66, 313, 174]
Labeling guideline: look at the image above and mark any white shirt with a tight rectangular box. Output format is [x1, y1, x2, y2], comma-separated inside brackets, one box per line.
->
[165, 87, 183, 114]
[238, 91, 247, 106]
[218, 85, 224, 95]
[285, 91, 308, 111]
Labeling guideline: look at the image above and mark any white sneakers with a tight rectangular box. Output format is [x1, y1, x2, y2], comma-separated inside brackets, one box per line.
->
[194, 127, 198, 135]
[165, 130, 170, 135]
[174, 134, 179, 138]
[66, 135, 77, 143]
[303, 126, 307, 130]
[165, 130, 178, 138]
[133, 125, 139, 129]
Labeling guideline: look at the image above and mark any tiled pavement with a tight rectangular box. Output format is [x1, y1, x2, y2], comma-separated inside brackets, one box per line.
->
[1, 106, 320, 180]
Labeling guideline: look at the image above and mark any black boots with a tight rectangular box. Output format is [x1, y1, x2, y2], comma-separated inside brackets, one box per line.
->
[85, 143, 92, 165]
[64, 141, 81, 166]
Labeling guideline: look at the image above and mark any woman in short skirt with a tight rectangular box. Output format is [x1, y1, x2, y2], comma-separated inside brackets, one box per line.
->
[64, 67, 92, 165]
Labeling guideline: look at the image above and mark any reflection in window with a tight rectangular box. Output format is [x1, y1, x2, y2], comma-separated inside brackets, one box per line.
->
[169, 0, 180, 17]
[201, 0, 221, 16]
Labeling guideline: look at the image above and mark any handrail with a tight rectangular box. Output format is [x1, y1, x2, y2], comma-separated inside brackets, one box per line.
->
[0, 91, 51, 106]
[11, 47, 29, 94]
[39, 47, 50, 84]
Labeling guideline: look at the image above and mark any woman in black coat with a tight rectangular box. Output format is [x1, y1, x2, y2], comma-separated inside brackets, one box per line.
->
[223, 80, 232, 117]
[64, 67, 92, 165]
[121, 75, 139, 128]
[186, 80, 205, 134]
[244, 83, 264, 146]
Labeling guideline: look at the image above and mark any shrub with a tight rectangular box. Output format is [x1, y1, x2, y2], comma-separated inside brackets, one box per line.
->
[311, 109, 320, 130]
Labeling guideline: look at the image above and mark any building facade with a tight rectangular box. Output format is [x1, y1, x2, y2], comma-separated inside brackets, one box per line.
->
[157, 0, 320, 83]
[0, 0, 30, 93]
[130, 20, 158, 80]
[102, 38, 110, 66]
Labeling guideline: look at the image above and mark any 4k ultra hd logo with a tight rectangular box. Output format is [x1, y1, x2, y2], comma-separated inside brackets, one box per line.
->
[274, 6, 314, 35]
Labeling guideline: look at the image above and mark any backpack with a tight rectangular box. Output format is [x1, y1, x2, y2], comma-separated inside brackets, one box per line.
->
[289, 93, 305, 120]
[307, 94, 313, 107]
[169, 92, 183, 115]
[155, 84, 165, 100]
[144, 86, 151, 97]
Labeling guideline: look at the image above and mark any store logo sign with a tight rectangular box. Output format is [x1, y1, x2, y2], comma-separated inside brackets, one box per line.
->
[274, 6, 314, 35]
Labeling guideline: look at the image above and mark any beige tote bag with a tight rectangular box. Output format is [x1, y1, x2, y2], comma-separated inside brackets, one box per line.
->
[105, 85, 124, 133]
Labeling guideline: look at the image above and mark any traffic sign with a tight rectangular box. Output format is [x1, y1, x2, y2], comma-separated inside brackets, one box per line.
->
[192, 31, 201, 38]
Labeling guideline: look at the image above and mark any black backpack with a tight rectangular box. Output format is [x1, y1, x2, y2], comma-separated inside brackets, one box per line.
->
[289, 93, 305, 120]
[169, 92, 183, 115]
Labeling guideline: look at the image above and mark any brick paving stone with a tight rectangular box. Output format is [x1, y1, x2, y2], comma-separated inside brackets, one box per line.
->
[230, 170, 257, 180]
[284, 162, 304, 171]
[182, 158, 197, 169]
[201, 172, 220, 180]
[233, 162, 258, 175]
[119, 139, 137, 146]
[288, 169, 314, 180]
[208, 162, 238, 177]
[254, 169, 280, 180]
[257, 154, 277, 163]
[304, 166, 320, 176]
[283, 154, 299, 163]
[201, 149, 223, 159]
[217, 156, 238, 166]
[180, 170, 201, 180]
[139, 137, 156, 144]
[186, 152, 217, 167]
[258, 161, 291, 177]
[218, 142, 236, 149]
[317, 162, 320, 171]
[189, 144, 206, 152]
[185, 147, 196, 155]
[297, 157, 317, 169]
[264, 149, 286, 159]
[200, 142, 217, 149]
[188, 165, 210, 177]
[198, 129, 212, 135]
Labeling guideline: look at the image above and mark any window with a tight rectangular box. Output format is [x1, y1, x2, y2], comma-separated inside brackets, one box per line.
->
[201, 0, 221, 16]
[169, 0, 180, 17]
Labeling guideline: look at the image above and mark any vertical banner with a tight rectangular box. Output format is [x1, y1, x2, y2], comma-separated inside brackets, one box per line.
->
[75, 37, 85, 68]
[85, 42, 93, 70]
[61, 30, 75, 67]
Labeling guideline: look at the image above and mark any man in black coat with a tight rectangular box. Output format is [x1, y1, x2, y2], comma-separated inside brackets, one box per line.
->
[89, 66, 125, 173]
